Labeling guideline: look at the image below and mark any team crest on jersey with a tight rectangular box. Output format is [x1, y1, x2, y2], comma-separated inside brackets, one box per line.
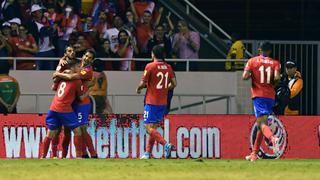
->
[144, 70, 147, 76]
[249, 115, 287, 159]
[80, 70, 87, 75]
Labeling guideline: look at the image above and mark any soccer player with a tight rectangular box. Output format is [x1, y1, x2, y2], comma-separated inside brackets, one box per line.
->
[242, 42, 281, 162]
[41, 59, 84, 158]
[51, 46, 76, 158]
[54, 50, 97, 158]
[136, 45, 177, 159]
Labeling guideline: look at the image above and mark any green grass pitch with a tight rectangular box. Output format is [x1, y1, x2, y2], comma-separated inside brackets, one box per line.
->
[0, 159, 319, 180]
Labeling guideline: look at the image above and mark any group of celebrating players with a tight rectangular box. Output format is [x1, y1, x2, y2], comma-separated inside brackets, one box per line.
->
[41, 41, 280, 162]
[41, 44, 176, 159]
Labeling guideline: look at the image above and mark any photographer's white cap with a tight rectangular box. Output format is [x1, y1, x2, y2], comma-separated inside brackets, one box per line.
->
[8, 18, 21, 25]
[31, 4, 43, 13]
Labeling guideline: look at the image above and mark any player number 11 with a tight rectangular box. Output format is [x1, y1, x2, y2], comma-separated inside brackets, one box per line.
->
[258, 65, 271, 84]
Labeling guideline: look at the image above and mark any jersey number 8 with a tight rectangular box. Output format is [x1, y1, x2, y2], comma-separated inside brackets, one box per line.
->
[57, 82, 67, 97]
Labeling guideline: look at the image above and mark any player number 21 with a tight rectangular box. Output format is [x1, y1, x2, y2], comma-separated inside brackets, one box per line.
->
[258, 65, 271, 84]
[156, 72, 169, 89]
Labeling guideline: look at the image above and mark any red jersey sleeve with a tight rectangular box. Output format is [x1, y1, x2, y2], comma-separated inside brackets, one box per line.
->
[142, 64, 152, 82]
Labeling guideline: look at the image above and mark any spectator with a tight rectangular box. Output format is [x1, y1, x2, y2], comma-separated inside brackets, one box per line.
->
[90, 59, 113, 114]
[225, 33, 246, 71]
[94, 11, 110, 39]
[91, 0, 117, 25]
[57, 5, 82, 56]
[97, 39, 119, 70]
[8, 17, 20, 37]
[1, 22, 11, 40]
[28, 4, 56, 70]
[172, 20, 200, 59]
[116, 29, 138, 71]
[124, 10, 136, 34]
[0, 22, 12, 57]
[18, 0, 32, 24]
[0, 61, 20, 114]
[0, 0, 21, 21]
[73, 34, 92, 57]
[135, 9, 163, 54]
[147, 24, 172, 59]
[129, 0, 155, 22]
[162, 12, 174, 39]
[8, 24, 38, 70]
[103, 15, 124, 53]
[284, 61, 303, 115]
[172, 20, 200, 70]
[83, 16, 94, 33]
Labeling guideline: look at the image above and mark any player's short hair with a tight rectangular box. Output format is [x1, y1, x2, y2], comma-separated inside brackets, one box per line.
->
[259, 41, 272, 52]
[65, 58, 79, 69]
[92, 59, 104, 72]
[64, 46, 74, 53]
[86, 49, 96, 59]
[152, 45, 165, 60]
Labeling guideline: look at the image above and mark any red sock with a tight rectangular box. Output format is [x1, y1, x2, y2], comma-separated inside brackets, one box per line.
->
[41, 136, 52, 158]
[146, 135, 155, 153]
[81, 133, 88, 156]
[261, 124, 274, 141]
[84, 132, 97, 157]
[252, 131, 263, 154]
[73, 135, 83, 158]
[51, 135, 59, 158]
[150, 128, 166, 146]
[62, 134, 71, 158]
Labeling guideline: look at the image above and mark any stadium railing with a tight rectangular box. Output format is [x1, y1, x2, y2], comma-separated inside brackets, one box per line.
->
[0, 57, 247, 72]
[20, 93, 235, 114]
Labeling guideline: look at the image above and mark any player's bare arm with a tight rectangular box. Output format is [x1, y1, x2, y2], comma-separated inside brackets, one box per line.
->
[168, 77, 177, 90]
[273, 69, 281, 85]
[136, 81, 147, 94]
[53, 72, 80, 81]
[242, 70, 251, 80]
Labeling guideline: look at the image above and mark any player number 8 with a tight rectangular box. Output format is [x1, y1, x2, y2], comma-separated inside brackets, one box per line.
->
[57, 82, 67, 97]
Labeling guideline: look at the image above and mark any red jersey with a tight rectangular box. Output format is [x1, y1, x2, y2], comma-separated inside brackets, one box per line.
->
[244, 55, 281, 99]
[79, 65, 93, 105]
[142, 61, 175, 105]
[50, 80, 83, 112]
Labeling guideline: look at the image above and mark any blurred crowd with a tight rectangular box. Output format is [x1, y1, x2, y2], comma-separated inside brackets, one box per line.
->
[0, 0, 200, 71]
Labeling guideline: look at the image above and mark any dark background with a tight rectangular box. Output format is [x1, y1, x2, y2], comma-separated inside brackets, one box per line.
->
[192, 0, 320, 40]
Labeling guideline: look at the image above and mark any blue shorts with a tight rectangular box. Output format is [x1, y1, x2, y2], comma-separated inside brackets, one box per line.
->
[73, 103, 91, 126]
[46, 110, 80, 130]
[253, 97, 275, 118]
[143, 104, 167, 124]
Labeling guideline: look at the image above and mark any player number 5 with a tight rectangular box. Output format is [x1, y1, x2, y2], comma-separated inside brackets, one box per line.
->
[78, 112, 82, 120]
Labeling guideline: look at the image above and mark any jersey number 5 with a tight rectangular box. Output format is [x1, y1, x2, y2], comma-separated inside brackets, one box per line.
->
[258, 65, 271, 84]
[57, 82, 67, 97]
[156, 72, 169, 89]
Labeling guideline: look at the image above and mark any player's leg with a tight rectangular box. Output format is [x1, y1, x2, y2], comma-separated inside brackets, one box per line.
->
[42, 110, 60, 158]
[77, 104, 97, 158]
[254, 98, 279, 155]
[61, 127, 71, 158]
[51, 127, 61, 158]
[59, 112, 83, 158]
[142, 104, 173, 159]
